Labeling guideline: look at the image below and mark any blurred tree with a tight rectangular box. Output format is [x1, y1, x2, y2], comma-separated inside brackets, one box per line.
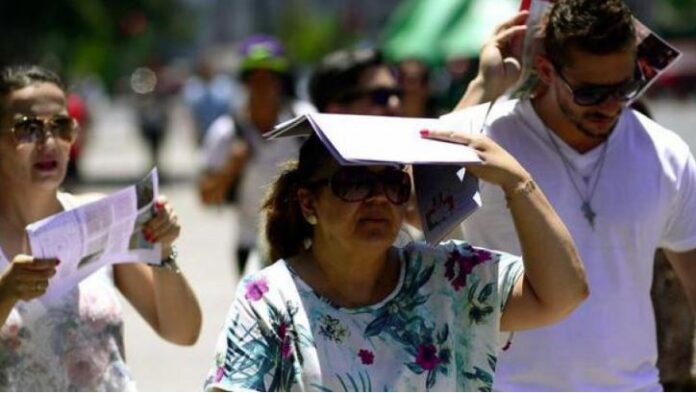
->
[277, 0, 362, 65]
[380, 0, 518, 66]
[655, 0, 696, 36]
[0, 0, 194, 90]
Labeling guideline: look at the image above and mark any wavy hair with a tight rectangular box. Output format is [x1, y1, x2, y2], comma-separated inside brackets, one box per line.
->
[262, 134, 333, 261]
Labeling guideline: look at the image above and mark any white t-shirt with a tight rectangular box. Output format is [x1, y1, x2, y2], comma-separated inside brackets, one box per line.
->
[447, 99, 696, 391]
[202, 101, 314, 247]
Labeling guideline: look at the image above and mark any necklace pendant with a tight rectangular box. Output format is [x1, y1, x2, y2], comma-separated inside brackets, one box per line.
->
[581, 201, 596, 229]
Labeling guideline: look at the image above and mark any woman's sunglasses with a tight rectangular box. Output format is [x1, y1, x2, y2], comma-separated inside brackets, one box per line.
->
[9, 114, 79, 145]
[306, 166, 412, 205]
[553, 64, 645, 106]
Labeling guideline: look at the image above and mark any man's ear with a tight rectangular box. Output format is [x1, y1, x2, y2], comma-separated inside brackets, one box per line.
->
[296, 187, 316, 221]
[535, 54, 555, 85]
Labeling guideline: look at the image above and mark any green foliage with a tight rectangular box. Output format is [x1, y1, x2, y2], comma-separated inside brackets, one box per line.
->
[655, 0, 696, 36]
[0, 0, 194, 90]
[278, 0, 361, 65]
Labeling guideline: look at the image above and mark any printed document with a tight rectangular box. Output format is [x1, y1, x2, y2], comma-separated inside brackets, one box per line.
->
[27, 168, 162, 301]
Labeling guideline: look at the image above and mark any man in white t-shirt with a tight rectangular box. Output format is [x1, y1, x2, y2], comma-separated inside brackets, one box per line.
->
[450, 0, 696, 390]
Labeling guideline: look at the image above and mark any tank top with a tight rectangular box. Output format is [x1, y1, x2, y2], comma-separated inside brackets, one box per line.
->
[0, 193, 135, 391]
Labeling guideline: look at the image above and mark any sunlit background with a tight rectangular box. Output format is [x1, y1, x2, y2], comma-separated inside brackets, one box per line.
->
[1, 0, 695, 390]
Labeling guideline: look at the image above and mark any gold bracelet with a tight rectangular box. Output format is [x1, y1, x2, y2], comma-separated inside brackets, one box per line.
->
[505, 179, 537, 208]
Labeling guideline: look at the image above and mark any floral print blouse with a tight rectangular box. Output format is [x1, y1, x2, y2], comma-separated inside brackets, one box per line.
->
[0, 193, 135, 391]
[205, 241, 523, 392]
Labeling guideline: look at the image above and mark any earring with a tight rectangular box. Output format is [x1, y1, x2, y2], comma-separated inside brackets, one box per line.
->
[303, 238, 312, 250]
[306, 215, 317, 225]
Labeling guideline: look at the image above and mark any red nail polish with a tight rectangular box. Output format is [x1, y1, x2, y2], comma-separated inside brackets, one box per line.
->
[420, 129, 430, 137]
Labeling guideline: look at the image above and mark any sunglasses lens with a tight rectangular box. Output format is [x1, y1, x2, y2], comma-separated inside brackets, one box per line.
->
[382, 169, 411, 205]
[50, 116, 77, 142]
[574, 77, 645, 106]
[13, 119, 43, 143]
[331, 168, 373, 202]
[12, 115, 76, 143]
[330, 167, 410, 204]
[573, 87, 610, 106]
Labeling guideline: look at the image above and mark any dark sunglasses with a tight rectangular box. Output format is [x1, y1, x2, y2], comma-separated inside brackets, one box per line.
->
[337, 87, 403, 107]
[9, 114, 79, 144]
[553, 64, 645, 106]
[306, 166, 412, 205]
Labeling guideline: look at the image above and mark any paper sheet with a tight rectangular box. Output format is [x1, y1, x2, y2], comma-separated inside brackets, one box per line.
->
[27, 168, 162, 302]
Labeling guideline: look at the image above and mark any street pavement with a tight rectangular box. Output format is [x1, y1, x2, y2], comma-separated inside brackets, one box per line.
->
[75, 95, 696, 391]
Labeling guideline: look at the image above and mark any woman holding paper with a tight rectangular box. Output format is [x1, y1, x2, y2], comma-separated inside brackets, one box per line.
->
[205, 132, 588, 391]
[0, 65, 201, 390]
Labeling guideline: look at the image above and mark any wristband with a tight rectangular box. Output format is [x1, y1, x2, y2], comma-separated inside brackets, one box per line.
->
[157, 245, 180, 274]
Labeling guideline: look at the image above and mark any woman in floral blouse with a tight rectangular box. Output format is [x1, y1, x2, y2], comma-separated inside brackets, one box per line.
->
[206, 132, 588, 391]
[0, 65, 202, 390]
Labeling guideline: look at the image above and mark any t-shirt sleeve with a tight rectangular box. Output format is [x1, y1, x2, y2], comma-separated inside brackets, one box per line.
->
[496, 251, 524, 312]
[204, 274, 285, 392]
[661, 152, 696, 252]
[438, 241, 523, 313]
[201, 115, 235, 171]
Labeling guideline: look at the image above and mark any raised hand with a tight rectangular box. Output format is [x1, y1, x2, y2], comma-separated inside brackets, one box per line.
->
[142, 195, 181, 257]
[455, 11, 530, 110]
[422, 130, 531, 194]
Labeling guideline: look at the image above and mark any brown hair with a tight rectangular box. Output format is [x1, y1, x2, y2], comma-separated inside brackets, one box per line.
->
[262, 134, 333, 261]
[0, 65, 64, 114]
[544, 0, 635, 69]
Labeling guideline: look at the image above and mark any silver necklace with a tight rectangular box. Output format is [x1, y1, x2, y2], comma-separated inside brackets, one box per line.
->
[543, 126, 609, 229]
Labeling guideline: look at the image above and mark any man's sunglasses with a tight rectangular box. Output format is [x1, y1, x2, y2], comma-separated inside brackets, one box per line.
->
[8, 114, 79, 144]
[337, 87, 403, 107]
[306, 166, 412, 205]
[553, 64, 645, 106]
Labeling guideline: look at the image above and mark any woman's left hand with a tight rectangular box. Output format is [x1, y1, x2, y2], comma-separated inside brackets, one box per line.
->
[142, 195, 180, 256]
[422, 130, 531, 193]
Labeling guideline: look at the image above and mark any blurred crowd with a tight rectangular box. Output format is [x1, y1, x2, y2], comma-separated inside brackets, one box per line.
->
[4, 0, 696, 390]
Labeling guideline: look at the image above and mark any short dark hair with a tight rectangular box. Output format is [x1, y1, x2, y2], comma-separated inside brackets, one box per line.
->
[0, 65, 64, 113]
[0, 65, 63, 97]
[544, 0, 636, 69]
[308, 48, 387, 112]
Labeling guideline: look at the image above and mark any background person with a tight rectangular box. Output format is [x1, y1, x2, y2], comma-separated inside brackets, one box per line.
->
[0, 65, 202, 390]
[198, 35, 314, 276]
[452, 0, 696, 390]
[204, 130, 588, 391]
[308, 48, 402, 117]
[182, 57, 235, 146]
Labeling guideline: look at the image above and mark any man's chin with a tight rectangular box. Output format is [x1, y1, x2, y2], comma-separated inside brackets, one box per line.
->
[579, 119, 618, 140]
